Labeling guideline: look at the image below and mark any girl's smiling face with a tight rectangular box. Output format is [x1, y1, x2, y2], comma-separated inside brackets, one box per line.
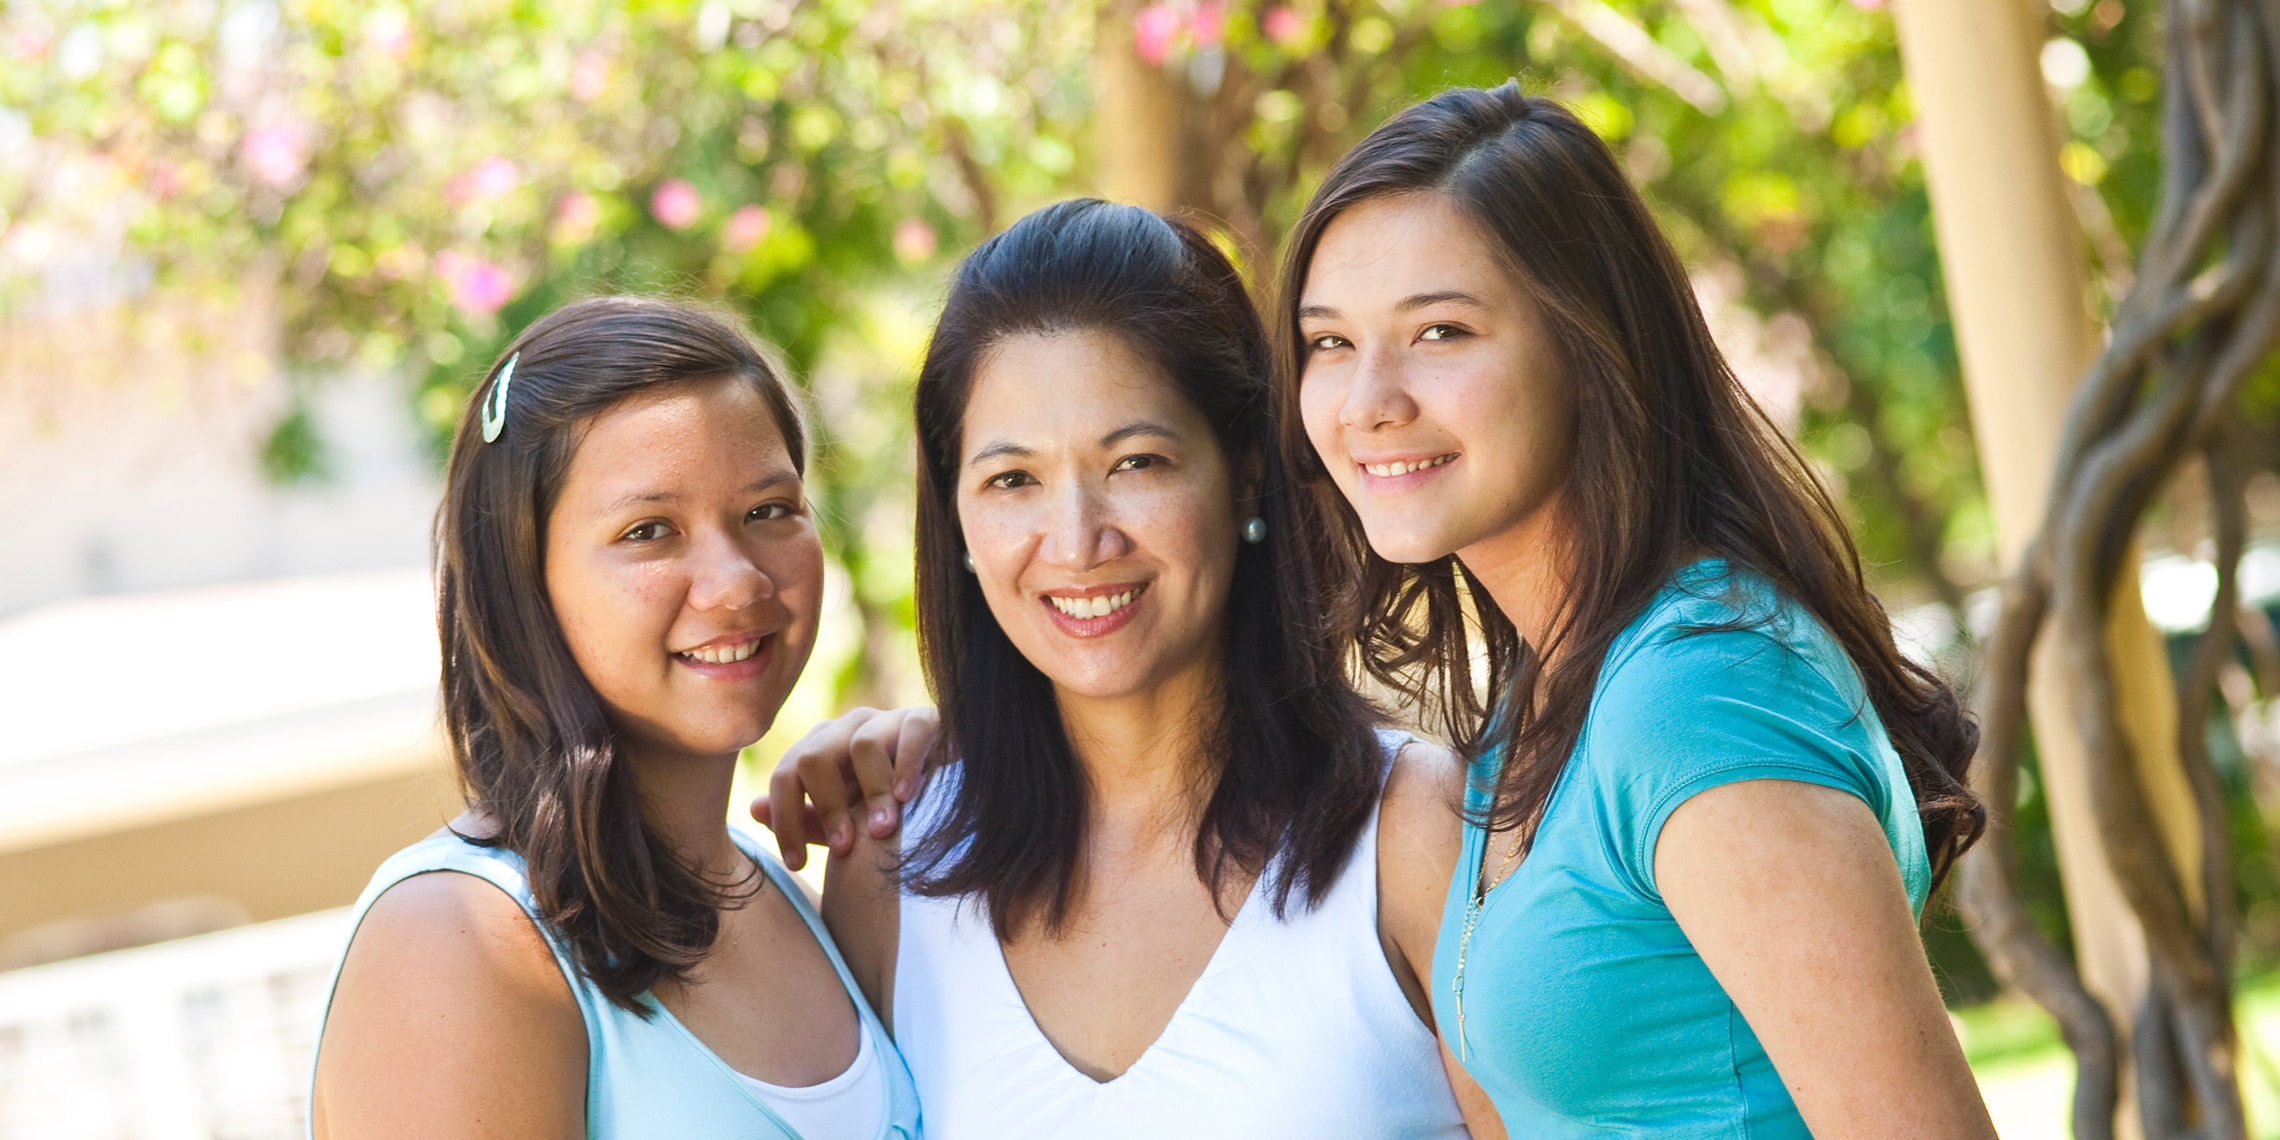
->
[542, 377, 823, 762]
[956, 329, 1243, 703]
[1296, 191, 1578, 571]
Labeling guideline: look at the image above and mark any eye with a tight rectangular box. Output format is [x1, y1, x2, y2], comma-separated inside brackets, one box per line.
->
[747, 501, 798, 523]
[620, 519, 675, 543]
[1419, 323, 1467, 342]
[985, 470, 1034, 491]
[1112, 454, 1159, 473]
[1307, 332, 1350, 352]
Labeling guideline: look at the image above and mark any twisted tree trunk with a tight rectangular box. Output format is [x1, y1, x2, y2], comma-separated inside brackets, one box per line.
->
[1927, 0, 2280, 1135]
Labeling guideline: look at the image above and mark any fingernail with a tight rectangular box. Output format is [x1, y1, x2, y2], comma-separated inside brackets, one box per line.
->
[872, 807, 891, 829]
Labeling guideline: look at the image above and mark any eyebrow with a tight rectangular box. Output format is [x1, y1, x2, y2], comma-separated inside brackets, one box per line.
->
[964, 421, 1184, 469]
[1298, 291, 1489, 321]
[602, 471, 800, 513]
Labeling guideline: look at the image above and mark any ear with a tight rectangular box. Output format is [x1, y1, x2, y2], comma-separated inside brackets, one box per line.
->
[1235, 446, 1267, 516]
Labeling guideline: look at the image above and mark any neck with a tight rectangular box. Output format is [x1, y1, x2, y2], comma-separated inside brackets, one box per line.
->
[1455, 493, 1576, 652]
[1052, 660, 1221, 844]
[621, 740, 747, 879]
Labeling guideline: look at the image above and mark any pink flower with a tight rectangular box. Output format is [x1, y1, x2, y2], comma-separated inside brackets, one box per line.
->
[146, 161, 184, 199]
[240, 127, 306, 187]
[722, 205, 770, 253]
[434, 250, 515, 315]
[449, 156, 520, 206]
[892, 217, 938, 263]
[571, 49, 610, 102]
[1133, 5, 1181, 66]
[1190, 2, 1227, 49]
[552, 193, 600, 245]
[650, 179, 702, 230]
[1261, 6, 1306, 45]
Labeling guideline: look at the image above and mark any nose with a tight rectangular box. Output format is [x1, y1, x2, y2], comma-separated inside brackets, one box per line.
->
[1338, 342, 1419, 432]
[1036, 479, 1133, 570]
[687, 526, 773, 611]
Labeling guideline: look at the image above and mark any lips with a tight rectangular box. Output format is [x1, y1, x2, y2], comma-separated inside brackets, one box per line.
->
[1047, 586, 1142, 620]
[1039, 582, 1148, 638]
[670, 631, 774, 678]
[1360, 453, 1458, 478]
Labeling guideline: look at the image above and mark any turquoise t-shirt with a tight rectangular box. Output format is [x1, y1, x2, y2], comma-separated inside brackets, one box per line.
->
[1430, 560, 1929, 1137]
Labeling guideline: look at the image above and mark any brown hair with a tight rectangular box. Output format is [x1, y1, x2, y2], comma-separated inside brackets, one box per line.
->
[1272, 85, 1984, 887]
[436, 296, 808, 1011]
[907, 199, 1386, 935]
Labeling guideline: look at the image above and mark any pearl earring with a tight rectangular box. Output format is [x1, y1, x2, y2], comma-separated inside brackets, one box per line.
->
[1242, 516, 1266, 544]
[963, 551, 976, 573]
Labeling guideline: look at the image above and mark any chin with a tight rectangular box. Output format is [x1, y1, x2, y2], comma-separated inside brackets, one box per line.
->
[1358, 524, 1459, 566]
[1038, 665, 1152, 702]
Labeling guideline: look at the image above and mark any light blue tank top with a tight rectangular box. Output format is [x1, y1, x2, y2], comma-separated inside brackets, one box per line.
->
[313, 828, 923, 1140]
[1430, 560, 1930, 1137]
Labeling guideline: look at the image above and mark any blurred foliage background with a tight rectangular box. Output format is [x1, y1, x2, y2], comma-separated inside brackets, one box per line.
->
[1, 0, 2247, 1012]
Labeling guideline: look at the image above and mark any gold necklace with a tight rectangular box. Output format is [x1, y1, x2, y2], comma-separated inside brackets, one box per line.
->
[1451, 828, 1524, 1063]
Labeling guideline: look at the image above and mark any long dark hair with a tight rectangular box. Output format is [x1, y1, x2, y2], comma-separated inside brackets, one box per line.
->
[436, 296, 809, 1011]
[1272, 85, 1984, 887]
[908, 199, 1385, 935]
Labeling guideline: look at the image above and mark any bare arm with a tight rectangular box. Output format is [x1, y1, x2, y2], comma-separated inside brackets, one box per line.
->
[755, 706, 939, 868]
[1376, 739, 1507, 1140]
[1656, 780, 1997, 1140]
[313, 871, 585, 1140]
[822, 829, 903, 1034]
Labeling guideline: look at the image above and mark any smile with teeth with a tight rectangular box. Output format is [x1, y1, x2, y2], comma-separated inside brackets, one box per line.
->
[675, 636, 765, 665]
[1363, 454, 1458, 477]
[1047, 586, 1145, 620]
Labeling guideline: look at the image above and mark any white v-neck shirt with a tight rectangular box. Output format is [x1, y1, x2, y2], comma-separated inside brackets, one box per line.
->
[892, 730, 1469, 1139]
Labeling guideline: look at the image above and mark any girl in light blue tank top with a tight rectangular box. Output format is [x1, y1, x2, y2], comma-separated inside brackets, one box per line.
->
[323, 829, 918, 1139]
[309, 298, 920, 1140]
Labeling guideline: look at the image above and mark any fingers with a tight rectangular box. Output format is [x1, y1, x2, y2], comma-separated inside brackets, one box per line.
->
[756, 705, 944, 863]
[795, 737, 862, 858]
[763, 762, 814, 870]
[893, 708, 940, 802]
[848, 714, 905, 838]
[764, 713, 864, 866]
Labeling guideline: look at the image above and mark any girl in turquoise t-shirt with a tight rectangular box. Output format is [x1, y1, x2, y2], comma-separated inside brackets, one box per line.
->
[1275, 86, 2000, 1139]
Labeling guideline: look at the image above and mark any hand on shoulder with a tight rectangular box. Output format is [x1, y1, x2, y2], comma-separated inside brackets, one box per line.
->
[313, 870, 585, 1140]
[754, 706, 941, 869]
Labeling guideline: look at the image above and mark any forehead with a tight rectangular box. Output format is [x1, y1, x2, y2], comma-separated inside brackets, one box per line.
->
[1301, 192, 1513, 309]
[961, 330, 1207, 453]
[561, 379, 793, 494]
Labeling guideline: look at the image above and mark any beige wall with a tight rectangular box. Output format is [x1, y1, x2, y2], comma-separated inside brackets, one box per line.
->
[0, 758, 460, 961]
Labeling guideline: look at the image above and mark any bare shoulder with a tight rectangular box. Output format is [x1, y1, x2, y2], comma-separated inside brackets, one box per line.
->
[1374, 735, 1466, 1026]
[314, 870, 584, 1140]
[346, 869, 572, 1001]
[1378, 736, 1466, 856]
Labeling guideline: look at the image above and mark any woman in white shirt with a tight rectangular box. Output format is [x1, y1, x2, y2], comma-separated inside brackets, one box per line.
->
[763, 199, 1499, 1139]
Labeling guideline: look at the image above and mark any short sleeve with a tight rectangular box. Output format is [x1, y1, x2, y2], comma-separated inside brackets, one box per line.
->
[1585, 615, 1892, 902]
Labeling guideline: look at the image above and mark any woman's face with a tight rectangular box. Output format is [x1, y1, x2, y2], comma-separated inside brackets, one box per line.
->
[544, 378, 823, 762]
[956, 329, 1242, 703]
[1296, 191, 1577, 569]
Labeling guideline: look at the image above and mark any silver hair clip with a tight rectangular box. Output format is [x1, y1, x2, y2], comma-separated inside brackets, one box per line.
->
[480, 353, 519, 443]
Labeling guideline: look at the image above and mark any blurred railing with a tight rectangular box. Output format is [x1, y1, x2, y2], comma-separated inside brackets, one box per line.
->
[0, 909, 348, 1140]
